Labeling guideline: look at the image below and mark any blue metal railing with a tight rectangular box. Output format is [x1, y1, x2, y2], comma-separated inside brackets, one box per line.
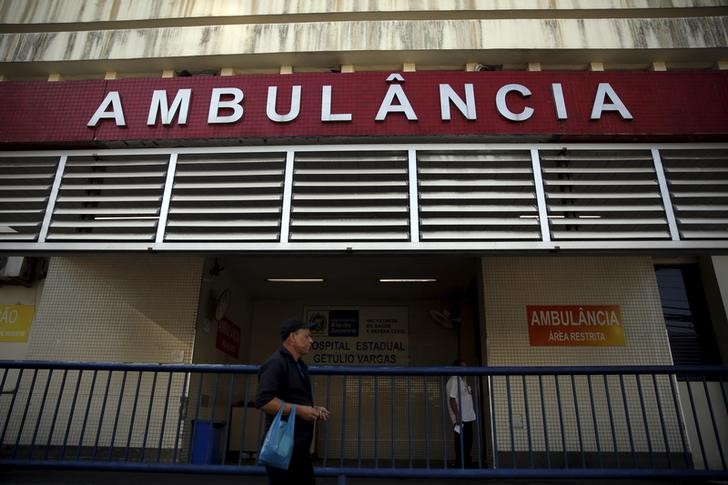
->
[1, 361, 727, 480]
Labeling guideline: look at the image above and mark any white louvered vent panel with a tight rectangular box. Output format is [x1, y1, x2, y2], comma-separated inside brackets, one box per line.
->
[541, 149, 669, 241]
[0, 156, 58, 241]
[48, 155, 168, 241]
[166, 152, 285, 241]
[661, 149, 728, 240]
[417, 150, 539, 241]
[289, 151, 410, 241]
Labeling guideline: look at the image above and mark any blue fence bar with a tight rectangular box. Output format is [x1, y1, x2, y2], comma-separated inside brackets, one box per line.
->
[1, 361, 727, 480]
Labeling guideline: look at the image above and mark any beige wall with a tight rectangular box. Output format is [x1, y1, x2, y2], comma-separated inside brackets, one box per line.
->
[3, 1, 725, 24]
[27, 255, 203, 362]
[5, 17, 727, 61]
[482, 256, 682, 456]
[482, 255, 671, 366]
[0, 255, 204, 451]
[0, 254, 203, 363]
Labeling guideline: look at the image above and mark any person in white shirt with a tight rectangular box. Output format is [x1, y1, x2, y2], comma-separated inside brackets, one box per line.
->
[446, 359, 476, 468]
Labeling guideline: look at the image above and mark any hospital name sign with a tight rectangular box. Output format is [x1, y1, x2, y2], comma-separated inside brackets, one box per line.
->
[1, 71, 727, 146]
[87, 74, 632, 127]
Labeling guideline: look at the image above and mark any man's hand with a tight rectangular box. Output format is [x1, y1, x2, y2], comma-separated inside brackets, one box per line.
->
[315, 406, 331, 421]
[299, 405, 331, 422]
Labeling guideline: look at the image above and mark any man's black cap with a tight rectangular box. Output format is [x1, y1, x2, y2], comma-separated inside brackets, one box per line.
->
[280, 318, 316, 341]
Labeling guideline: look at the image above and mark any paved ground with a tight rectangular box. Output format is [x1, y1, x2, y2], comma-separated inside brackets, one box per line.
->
[0, 470, 717, 485]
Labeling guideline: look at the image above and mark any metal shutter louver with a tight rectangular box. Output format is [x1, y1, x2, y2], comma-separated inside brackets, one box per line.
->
[0, 157, 57, 241]
[2, 144, 728, 250]
[48, 154, 168, 241]
[289, 151, 410, 241]
[417, 150, 540, 241]
[165, 152, 285, 241]
[540, 149, 669, 240]
[661, 149, 728, 240]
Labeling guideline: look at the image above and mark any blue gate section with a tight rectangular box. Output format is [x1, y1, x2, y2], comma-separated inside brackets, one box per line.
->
[0, 361, 726, 480]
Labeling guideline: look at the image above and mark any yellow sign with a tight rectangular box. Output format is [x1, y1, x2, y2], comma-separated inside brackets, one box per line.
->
[0, 304, 35, 342]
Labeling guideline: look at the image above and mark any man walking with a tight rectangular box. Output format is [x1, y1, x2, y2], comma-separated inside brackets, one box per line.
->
[256, 319, 331, 484]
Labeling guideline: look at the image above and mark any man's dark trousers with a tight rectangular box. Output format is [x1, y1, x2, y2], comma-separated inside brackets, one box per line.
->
[453, 421, 474, 468]
[266, 448, 315, 485]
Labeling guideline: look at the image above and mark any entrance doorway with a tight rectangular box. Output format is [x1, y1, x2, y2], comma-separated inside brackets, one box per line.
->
[190, 253, 483, 464]
[193, 254, 481, 367]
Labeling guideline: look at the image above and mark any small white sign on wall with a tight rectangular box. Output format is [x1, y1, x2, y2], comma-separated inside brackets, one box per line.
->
[304, 306, 409, 365]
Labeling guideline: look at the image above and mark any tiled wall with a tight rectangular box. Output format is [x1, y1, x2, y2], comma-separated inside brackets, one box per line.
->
[482, 256, 671, 367]
[482, 256, 679, 456]
[28, 255, 203, 362]
[2, 255, 204, 449]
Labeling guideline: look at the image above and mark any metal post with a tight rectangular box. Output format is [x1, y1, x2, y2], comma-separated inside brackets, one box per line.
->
[279, 150, 295, 243]
[407, 149, 420, 243]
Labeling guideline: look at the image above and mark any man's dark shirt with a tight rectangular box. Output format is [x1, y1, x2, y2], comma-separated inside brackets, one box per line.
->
[255, 346, 314, 451]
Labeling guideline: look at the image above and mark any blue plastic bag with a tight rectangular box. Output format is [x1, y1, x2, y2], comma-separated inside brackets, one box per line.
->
[257, 401, 296, 469]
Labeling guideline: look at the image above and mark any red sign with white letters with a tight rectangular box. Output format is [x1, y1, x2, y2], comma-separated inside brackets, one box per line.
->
[0, 71, 726, 147]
